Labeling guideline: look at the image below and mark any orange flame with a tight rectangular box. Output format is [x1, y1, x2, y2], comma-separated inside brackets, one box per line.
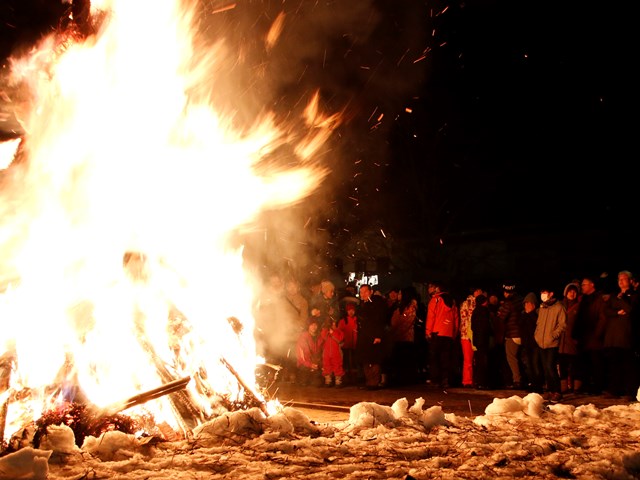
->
[0, 0, 338, 440]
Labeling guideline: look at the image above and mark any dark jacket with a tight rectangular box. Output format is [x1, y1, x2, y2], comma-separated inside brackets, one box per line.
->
[498, 293, 523, 339]
[572, 291, 607, 351]
[470, 304, 492, 350]
[602, 289, 637, 349]
[356, 294, 389, 364]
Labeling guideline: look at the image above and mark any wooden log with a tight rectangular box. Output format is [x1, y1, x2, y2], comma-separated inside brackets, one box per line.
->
[103, 376, 191, 415]
[220, 357, 269, 417]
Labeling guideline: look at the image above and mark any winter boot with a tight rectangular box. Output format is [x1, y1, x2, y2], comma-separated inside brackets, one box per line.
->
[335, 376, 343, 388]
[573, 379, 584, 394]
[324, 375, 333, 387]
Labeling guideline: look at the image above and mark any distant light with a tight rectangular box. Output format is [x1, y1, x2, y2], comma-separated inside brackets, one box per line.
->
[439, 238, 444, 245]
[405, 107, 413, 113]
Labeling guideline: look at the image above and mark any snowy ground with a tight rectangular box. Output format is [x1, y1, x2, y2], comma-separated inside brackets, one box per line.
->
[1, 391, 639, 480]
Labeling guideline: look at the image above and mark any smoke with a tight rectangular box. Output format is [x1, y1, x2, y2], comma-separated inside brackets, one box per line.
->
[0, 0, 433, 277]
[192, 1, 432, 272]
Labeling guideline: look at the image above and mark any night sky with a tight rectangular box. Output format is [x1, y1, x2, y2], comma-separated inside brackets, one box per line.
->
[0, 1, 635, 291]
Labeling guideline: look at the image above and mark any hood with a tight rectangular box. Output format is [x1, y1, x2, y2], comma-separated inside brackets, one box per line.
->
[563, 282, 579, 297]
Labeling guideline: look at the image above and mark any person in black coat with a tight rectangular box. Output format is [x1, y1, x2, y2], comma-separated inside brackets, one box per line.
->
[356, 284, 389, 389]
[470, 295, 492, 389]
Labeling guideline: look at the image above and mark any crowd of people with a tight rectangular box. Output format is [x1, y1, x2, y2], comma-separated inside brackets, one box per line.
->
[253, 270, 640, 403]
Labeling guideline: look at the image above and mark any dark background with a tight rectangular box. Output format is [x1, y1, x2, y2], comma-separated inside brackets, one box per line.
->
[0, 0, 635, 295]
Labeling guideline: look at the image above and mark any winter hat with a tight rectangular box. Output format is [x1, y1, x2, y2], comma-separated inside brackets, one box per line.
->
[475, 294, 487, 306]
[502, 283, 516, 292]
[523, 292, 537, 307]
[563, 283, 579, 297]
[345, 302, 357, 311]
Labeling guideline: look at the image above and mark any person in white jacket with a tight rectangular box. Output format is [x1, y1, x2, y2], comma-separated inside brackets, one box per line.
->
[534, 286, 567, 402]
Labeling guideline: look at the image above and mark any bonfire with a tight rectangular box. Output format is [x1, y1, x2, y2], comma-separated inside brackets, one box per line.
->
[0, 0, 339, 454]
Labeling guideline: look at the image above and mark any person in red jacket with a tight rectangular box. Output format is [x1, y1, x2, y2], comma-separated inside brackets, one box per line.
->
[337, 302, 359, 384]
[321, 317, 346, 387]
[425, 281, 460, 389]
[296, 317, 324, 386]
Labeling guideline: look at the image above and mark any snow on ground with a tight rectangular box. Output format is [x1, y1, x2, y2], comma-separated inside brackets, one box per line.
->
[1, 392, 640, 480]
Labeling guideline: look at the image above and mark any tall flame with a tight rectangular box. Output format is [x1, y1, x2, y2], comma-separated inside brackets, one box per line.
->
[0, 0, 338, 440]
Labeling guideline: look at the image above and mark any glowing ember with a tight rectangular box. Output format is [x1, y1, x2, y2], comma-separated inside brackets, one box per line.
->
[0, 0, 338, 442]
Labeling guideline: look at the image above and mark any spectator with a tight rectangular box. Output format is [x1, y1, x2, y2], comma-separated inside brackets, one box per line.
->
[534, 286, 567, 402]
[487, 291, 508, 388]
[497, 283, 524, 389]
[254, 272, 298, 379]
[519, 292, 542, 393]
[386, 287, 401, 314]
[572, 276, 608, 394]
[470, 294, 492, 390]
[285, 277, 309, 333]
[295, 318, 323, 387]
[356, 284, 389, 389]
[559, 282, 581, 394]
[310, 280, 340, 324]
[602, 270, 638, 399]
[337, 302, 359, 384]
[425, 281, 460, 389]
[281, 276, 310, 382]
[459, 287, 484, 388]
[388, 297, 419, 385]
[320, 317, 345, 387]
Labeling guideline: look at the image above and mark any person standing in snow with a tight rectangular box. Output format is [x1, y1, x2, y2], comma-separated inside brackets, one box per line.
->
[320, 317, 345, 387]
[425, 281, 460, 389]
[534, 286, 567, 402]
[296, 317, 324, 387]
[356, 284, 389, 389]
[458, 287, 484, 388]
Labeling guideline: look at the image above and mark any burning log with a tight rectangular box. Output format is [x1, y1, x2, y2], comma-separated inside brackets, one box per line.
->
[7, 375, 192, 452]
[103, 376, 192, 415]
[220, 358, 269, 417]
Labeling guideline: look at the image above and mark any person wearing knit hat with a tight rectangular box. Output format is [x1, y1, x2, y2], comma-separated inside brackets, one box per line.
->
[520, 292, 542, 393]
[523, 292, 538, 308]
[497, 281, 524, 389]
[560, 282, 581, 394]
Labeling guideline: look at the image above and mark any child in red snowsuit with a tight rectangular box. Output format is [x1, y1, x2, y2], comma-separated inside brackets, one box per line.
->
[337, 302, 358, 383]
[321, 317, 345, 387]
